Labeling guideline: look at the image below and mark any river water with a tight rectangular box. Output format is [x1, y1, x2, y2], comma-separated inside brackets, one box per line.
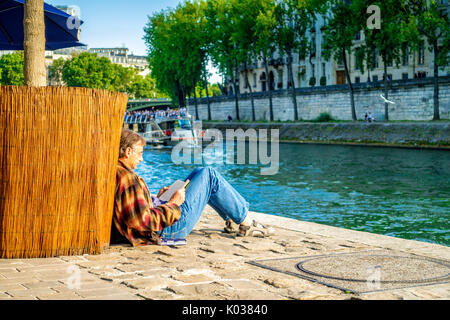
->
[136, 142, 450, 246]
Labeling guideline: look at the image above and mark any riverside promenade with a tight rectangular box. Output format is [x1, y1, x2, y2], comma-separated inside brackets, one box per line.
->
[0, 206, 449, 300]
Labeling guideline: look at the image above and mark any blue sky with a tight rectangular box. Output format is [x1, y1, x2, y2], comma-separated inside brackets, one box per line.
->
[46, 0, 183, 56]
[46, 0, 221, 82]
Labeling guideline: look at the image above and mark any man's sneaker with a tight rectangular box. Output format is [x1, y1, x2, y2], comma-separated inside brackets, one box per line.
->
[237, 220, 275, 238]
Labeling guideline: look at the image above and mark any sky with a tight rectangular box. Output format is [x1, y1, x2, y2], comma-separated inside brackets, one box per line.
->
[46, 0, 221, 83]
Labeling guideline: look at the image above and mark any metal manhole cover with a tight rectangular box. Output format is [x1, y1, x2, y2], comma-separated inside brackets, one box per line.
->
[297, 254, 450, 284]
[248, 250, 450, 294]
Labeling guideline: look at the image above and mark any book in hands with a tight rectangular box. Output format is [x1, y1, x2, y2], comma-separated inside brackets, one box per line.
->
[160, 238, 187, 246]
[159, 179, 190, 202]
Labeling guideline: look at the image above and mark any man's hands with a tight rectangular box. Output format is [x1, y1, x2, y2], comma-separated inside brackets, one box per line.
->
[168, 188, 185, 207]
[157, 186, 185, 206]
[157, 186, 169, 198]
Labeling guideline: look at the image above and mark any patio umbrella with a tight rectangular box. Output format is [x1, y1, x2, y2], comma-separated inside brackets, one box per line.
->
[0, 0, 85, 50]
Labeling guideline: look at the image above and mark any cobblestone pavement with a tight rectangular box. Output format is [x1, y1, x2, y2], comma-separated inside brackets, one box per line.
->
[1, 206, 449, 300]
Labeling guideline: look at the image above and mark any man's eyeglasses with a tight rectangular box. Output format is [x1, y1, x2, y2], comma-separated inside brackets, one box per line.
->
[131, 148, 144, 157]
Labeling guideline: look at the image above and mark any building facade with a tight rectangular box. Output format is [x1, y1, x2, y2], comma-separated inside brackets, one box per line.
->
[88, 48, 150, 77]
[229, 2, 449, 95]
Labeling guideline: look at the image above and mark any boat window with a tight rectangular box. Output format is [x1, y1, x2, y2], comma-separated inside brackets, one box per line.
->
[178, 120, 191, 129]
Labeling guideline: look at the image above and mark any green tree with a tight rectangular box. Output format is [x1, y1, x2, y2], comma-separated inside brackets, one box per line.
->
[0, 52, 25, 86]
[255, 0, 277, 121]
[144, 1, 208, 111]
[209, 83, 222, 96]
[274, 0, 320, 121]
[62, 52, 115, 89]
[197, 0, 215, 120]
[110, 64, 138, 93]
[48, 57, 68, 85]
[195, 81, 222, 97]
[232, 0, 266, 121]
[204, 0, 241, 120]
[356, 0, 408, 121]
[144, 10, 178, 102]
[322, 0, 360, 121]
[407, 0, 450, 120]
[129, 74, 166, 99]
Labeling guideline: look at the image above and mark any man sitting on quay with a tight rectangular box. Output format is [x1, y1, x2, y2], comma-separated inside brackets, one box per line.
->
[111, 129, 273, 246]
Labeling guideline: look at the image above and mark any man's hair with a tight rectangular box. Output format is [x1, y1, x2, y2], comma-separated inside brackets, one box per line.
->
[119, 128, 146, 158]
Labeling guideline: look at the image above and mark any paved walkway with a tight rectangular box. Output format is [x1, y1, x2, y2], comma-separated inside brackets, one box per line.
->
[0, 207, 449, 300]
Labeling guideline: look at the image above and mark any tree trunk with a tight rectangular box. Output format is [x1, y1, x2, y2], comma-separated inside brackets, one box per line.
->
[342, 47, 356, 121]
[24, 0, 46, 86]
[202, 64, 211, 121]
[175, 79, 184, 108]
[287, 52, 298, 121]
[263, 55, 274, 121]
[192, 78, 199, 120]
[182, 85, 187, 109]
[432, 41, 440, 120]
[383, 53, 389, 121]
[244, 62, 256, 121]
[232, 63, 240, 121]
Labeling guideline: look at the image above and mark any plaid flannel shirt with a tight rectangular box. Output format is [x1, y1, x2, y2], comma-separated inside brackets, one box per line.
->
[113, 160, 181, 246]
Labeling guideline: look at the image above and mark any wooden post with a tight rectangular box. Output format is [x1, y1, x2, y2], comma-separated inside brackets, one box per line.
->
[23, 0, 47, 87]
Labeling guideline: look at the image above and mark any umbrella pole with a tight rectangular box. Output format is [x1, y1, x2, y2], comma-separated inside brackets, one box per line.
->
[23, 0, 47, 87]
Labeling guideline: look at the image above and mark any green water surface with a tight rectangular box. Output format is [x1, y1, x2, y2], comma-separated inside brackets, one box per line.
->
[136, 143, 449, 246]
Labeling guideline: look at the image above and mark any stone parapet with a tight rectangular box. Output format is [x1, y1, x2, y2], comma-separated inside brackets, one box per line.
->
[188, 76, 450, 121]
[200, 122, 450, 148]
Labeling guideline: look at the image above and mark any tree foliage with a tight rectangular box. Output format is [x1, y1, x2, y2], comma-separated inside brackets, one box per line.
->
[144, 1, 209, 107]
[322, 0, 359, 120]
[44, 52, 163, 98]
[141, 0, 448, 119]
[405, 0, 450, 119]
[62, 52, 115, 89]
[0, 52, 25, 86]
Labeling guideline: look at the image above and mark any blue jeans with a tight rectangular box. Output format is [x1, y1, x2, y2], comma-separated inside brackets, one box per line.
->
[160, 167, 249, 239]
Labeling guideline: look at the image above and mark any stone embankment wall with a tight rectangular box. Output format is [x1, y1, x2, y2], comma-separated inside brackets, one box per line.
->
[188, 77, 450, 121]
[200, 122, 450, 147]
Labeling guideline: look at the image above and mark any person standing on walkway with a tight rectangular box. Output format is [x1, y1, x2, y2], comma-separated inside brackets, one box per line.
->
[112, 129, 272, 246]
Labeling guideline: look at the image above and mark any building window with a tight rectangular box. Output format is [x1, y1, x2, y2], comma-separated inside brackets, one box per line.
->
[418, 41, 425, 65]
[373, 49, 379, 68]
[311, 36, 316, 57]
[277, 69, 283, 89]
[355, 48, 359, 70]
[402, 73, 409, 80]
[355, 31, 361, 40]
[373, 75, 378, 82]
[337, 55, 344, 67]
[253, 73, 257, 88]
[355, 77, 360, 83]
[299, 51, 306, 61]
[387, 58, 393, 67]
[322, 63, 326, 77]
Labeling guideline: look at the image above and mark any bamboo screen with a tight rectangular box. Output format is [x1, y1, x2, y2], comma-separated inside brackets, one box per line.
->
[0, 86, 128, 258]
